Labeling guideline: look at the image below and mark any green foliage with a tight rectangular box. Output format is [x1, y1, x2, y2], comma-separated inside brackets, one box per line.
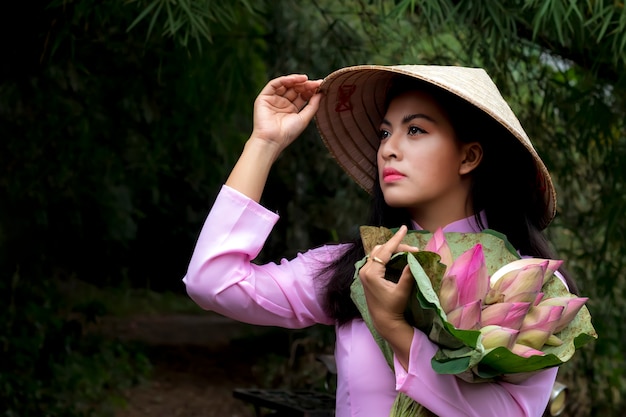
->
[0, 271, 151, 417]
[0, 0, 267, 286]
[126, 0, 263, 51]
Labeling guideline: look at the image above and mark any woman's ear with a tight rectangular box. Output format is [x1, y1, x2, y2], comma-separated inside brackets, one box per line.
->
[459, 142, 483, 175]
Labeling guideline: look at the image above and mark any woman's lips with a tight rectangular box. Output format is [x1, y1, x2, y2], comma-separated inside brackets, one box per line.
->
[382, 168, 406, 183]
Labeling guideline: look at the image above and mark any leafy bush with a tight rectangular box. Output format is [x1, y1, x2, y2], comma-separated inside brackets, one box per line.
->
[0, 272, 150, 417]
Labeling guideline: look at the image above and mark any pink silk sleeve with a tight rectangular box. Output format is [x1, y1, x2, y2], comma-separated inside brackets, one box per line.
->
[393, 330, 557, 416]
[183, 185, 338, 328]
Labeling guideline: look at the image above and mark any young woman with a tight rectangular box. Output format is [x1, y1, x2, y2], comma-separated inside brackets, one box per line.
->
[183, 65, 576, 416]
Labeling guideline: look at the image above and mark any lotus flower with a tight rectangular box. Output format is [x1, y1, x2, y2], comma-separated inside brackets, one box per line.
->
[424, 228, 454, 275]
[439, 274, 460, 314]
[447, 300, 482, 330]
[480, 325, 519, 350]
[443, 243, 489, 310]
[421, 231, 590, 357]
[516, 305, 565, 349]
[481, 302, 530, 329]
[511, 343, 545, 358]
[538, 296, 589, 333]
[485, 261, 548, 304]
[490, 258, 563, 286]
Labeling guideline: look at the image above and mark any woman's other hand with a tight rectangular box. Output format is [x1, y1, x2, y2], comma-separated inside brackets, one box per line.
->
[359, 225, 417, 370]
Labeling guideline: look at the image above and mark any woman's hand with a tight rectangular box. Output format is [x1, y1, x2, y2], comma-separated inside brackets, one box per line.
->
[225, 74, 322, 202]
[359, 225, 418, 370]
[251, 74, 322, 158]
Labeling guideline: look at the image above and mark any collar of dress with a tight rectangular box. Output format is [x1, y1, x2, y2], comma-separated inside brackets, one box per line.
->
[410, 210, 488, 233]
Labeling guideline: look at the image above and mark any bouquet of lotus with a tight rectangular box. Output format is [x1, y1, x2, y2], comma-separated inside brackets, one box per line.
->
[352, 227, 597, 417]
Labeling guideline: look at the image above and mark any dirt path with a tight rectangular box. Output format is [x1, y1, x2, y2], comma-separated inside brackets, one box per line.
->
[104, 314, 286, 417]
[104, 314, 587, 417]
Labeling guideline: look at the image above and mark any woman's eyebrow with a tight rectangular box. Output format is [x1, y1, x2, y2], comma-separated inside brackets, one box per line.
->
[381, 113, 436, 126]
[403, 113, 436, 124]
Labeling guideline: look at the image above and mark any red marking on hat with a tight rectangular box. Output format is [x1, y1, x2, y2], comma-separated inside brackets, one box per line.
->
[335, 84, 357, 112]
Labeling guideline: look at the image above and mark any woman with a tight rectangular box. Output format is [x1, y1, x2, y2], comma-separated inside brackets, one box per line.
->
[183, 65, 576, 416]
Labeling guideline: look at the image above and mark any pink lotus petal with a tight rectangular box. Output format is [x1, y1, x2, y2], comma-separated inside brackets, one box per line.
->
[490, 258, 562, 286]
[490, 264, 544, 304]
[511, 343, 545, 358]
[517, 305, 564, 349]
[439, 274, 459, 314]
[506, 291, 543, 304]
[424, 228, 453, 273]
[481, 302, 531, 329]
[539, 296, 588, 333]
[541, 260, 564, 285]
[521, 305, 564, 330]
[516, 328, 553, 350]
[447, 300, 482, 330]
[480, 325, 519, 350]
[447, 244, 489, 306]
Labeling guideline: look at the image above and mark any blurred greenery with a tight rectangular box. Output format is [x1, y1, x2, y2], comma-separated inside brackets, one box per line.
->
[0, 0, 624, 415]
[0, 269, 151, 417]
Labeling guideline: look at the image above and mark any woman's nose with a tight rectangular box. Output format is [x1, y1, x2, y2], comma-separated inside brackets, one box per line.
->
[379, 133, 400, 159]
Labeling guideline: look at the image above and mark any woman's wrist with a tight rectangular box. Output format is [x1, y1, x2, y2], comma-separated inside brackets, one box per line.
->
[245, 135, 283, 164]
[378, 318, 414, 371]
[376, 316, 413, 340]
[225, 135, 282, 202]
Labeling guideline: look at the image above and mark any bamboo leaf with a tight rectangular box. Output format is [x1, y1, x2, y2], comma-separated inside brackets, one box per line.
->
[126, 0, 161, 34]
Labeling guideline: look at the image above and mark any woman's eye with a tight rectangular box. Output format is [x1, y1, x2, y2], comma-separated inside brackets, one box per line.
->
[408, 126, 424, 135]
[379, 129, 390, 140]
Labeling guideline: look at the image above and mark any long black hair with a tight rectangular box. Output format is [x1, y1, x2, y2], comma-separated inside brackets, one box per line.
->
[319, 75, 578, 325]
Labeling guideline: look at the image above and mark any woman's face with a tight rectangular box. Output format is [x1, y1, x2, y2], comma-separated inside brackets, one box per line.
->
[377, 90, 481, 229]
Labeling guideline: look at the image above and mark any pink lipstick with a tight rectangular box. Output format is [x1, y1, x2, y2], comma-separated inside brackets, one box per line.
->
[382, 167, 406, 183]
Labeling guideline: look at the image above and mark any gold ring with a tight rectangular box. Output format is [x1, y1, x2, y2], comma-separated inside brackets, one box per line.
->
[371, 256, 386, 266]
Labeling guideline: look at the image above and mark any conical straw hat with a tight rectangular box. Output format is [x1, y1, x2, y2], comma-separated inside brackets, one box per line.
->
[314, 64, 556, 229]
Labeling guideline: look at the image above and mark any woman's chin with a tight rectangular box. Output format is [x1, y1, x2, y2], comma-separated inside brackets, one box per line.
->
[383, 195, 415, 209]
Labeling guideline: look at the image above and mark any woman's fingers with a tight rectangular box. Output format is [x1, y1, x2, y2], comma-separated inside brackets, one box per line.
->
[264, 74, 308, 93]
[369, 225, 419, 265]
[297, 92, 322, 121]
[370, 225, 407, 263]
[263, 75, 320, 101]
[397, 243, 419, 253]
[397, 265, 415, 293]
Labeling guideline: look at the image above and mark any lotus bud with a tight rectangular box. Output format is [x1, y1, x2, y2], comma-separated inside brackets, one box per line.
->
[538, 296, 589, 333]
[481, 302, 531, 329]
[439, 274, 459, 314]
[540, 259, 563, 285]
[447, 300, 482, 330]
[486, 263, 545, 304]
[424, 228, 454, 274]
[479, 325, 519, 350]
[511, 343, 545, 358]
[516, 305, 564, 349]
[446, 244, 489, 306]
[489, 258, 563, 287]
